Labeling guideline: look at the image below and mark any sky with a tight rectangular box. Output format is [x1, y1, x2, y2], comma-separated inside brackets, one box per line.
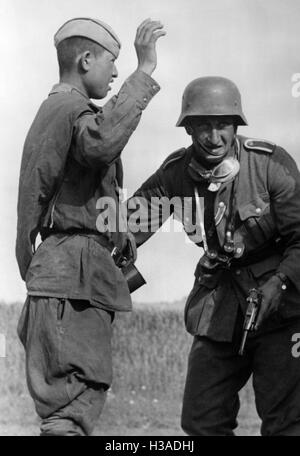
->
[1, 0, 300, 304]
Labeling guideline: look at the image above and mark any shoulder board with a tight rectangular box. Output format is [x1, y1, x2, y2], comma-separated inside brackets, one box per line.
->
[162, 148, 186, 170]
[243, 138, 275, 154]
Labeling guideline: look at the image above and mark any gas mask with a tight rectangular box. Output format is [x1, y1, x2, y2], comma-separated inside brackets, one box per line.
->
[189, 156, 240, 189]
[208, 157, 240, 183]
[189, 152, 244, 267]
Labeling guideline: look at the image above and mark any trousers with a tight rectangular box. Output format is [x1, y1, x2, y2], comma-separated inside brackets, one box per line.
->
[181, 313, 300, 436]
[17, 296, 114, 435]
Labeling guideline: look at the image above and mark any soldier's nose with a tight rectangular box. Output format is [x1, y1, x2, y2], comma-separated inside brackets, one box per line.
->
[113, 64, 118, 78]
[209, 128, 220, 144]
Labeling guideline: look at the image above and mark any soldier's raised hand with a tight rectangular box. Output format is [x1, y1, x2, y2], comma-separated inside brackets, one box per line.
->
[135, 18, 166, 76]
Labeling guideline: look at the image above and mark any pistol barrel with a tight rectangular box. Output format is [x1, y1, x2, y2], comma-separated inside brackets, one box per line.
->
[238, 330, 248, 356]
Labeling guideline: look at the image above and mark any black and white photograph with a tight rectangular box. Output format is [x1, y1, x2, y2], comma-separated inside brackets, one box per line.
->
[1, 0, 300, 439]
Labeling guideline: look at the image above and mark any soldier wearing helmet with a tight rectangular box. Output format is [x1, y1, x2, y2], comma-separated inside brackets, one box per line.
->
[128, 76, 300, 435]
[177, 77, 247, 165]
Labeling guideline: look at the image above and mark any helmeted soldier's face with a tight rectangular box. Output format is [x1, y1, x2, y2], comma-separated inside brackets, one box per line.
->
[186, 116, 236, 166]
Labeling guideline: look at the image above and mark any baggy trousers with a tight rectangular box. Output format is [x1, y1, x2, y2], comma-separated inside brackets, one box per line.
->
[181, 315, 300, 436]
[17, 296, 114, 436]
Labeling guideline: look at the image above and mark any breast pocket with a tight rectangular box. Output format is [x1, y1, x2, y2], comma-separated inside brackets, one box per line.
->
[237, 194, 277, 248]
[248, 254, 281, 287]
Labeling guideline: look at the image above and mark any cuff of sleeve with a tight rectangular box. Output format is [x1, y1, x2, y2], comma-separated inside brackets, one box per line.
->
[276, 266, 294, 289]
[124, 70, 160, 110]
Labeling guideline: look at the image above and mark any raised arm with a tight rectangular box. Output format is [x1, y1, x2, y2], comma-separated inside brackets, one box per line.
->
[73, 20, 166, 168]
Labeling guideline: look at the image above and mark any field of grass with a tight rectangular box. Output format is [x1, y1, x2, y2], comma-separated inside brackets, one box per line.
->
[0, 301, 260, 436]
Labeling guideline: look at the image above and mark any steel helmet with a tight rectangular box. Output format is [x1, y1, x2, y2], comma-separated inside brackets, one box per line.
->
[176, 76, 248, 127]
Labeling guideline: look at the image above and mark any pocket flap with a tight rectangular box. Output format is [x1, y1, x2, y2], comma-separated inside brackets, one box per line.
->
[249, 254, 281, 278]
[238, 198, 269, 221]
[194, 262, 224, 289]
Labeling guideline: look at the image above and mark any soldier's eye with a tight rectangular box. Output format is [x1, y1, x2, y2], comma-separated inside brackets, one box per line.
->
[218, 120, 232, 129]
[198, 123, 210, 130]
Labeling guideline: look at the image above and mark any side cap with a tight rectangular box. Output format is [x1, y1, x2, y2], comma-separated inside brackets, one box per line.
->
[54, 17, 121, 58]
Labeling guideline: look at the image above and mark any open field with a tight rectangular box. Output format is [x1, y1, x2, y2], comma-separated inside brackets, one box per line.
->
[0, 301, 260, 436]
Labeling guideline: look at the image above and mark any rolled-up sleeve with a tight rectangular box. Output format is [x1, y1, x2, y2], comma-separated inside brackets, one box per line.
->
[73, 70, 160, 168]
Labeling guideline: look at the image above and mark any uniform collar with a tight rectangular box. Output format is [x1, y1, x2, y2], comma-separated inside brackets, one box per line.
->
[49, 82, 90, 100]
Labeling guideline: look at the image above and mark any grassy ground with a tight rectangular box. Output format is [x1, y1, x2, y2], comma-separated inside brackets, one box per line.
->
[0, 392, 260, 436]
[0, 301, 261, 436]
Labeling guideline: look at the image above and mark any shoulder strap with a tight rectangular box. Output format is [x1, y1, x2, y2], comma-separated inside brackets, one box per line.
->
[243, 138, 275, 154]
[162, 147, 186, 170]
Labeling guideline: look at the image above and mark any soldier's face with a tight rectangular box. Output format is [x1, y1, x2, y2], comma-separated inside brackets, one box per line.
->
[187, 116, 236, 165]
[84, 49, 118, 99]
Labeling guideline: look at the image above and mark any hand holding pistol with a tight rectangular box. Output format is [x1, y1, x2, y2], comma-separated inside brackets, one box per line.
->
[239, 288, 262, 356]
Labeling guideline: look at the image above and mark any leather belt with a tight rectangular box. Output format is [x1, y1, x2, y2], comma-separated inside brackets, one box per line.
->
[41, 229, 115, 253]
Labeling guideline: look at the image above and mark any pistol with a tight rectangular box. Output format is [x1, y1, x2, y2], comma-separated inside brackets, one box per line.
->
[238, 288, 262, 356]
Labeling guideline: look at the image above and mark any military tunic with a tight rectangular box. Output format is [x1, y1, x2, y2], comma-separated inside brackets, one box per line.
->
[16, 70, 160, 435]
[129, 135, 300, 435]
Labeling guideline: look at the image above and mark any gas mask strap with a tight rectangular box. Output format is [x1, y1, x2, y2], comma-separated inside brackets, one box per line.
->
[194, 187, 208, 252]
[223, 138, 240, 253]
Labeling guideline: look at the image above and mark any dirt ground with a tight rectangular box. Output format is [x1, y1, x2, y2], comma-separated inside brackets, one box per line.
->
[0, 391, 261, 436]
[0, 424, 181, 436]
[0, 421, 260, 436]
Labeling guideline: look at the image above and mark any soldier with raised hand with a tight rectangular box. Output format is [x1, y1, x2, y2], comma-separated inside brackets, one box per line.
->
[16, 17, 165, 436]
[128, 76, 300, 435]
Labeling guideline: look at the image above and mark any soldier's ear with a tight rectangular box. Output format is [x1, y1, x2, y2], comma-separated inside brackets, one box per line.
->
[78, 51, 92, 72]
[185, 125, 193, 136]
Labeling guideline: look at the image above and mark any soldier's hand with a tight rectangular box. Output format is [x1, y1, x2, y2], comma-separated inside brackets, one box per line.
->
[135, 18, 166, 75]
[254, 275, 284, 329]
[122, 231, 137, 265]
